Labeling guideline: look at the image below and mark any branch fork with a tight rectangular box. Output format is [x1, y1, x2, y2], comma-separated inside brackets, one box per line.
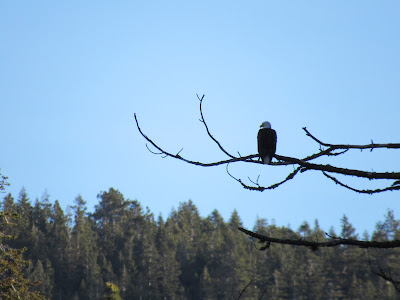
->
[134, 95, 400, 194]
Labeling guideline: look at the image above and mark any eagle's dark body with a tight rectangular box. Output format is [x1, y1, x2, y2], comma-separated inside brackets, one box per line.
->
[257, 127, 277, 164]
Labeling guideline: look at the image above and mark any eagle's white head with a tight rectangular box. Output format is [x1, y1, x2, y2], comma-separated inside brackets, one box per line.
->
[260, 121, 271, 129]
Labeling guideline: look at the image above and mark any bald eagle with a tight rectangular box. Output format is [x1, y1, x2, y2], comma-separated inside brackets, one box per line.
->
[258, 121, 277, 164]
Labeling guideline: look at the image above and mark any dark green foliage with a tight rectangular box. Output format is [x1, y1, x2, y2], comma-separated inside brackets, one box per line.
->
[0, 211, 47, 299]
[2, 188, 400, 299]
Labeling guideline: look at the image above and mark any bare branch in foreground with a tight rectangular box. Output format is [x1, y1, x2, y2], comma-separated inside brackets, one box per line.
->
[234, 280, 252, 300]
[369, 259, 400, 293]
[134, 95, 400, 194]
[238, 227, 400, 250]
[234, 280, 267, 300]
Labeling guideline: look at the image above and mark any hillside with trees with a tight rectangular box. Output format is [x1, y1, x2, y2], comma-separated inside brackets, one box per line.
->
[1, 187, 400, 299]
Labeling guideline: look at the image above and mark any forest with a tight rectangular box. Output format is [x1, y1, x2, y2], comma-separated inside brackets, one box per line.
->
[1, 187, 400, 299]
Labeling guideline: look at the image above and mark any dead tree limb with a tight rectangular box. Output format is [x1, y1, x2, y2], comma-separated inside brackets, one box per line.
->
[234, 280, 252, 300]
[369, 259, 400, 293]
[134, 95, 400, 194]
[226, 164, 305, 191]
[234, 280, 267, 300]
[303, 127, 400, 151]
[238, 227, 400, 251]
[197, 94, 236, 159]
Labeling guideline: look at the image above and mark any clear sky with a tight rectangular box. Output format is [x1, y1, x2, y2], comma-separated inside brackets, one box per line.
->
[1, 1, 400, 236]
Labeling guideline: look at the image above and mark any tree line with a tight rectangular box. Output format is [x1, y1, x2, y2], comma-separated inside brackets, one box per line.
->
[1, 187, 400, 299]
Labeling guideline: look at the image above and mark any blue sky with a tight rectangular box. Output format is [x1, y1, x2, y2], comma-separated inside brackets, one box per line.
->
[1, 2, 400, 236]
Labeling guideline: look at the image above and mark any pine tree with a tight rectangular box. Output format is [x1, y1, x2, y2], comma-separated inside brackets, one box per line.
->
[251, 217, 275, 298]
[373, 210, 399, 241]
[2, 194, 16, 213]
[32, 191, 52, 235]
[132, 208, 160, 299]
[204, 210, 229, 298]
[227, 210, 252, 295]
[154, 215, 181, 299]
[13, 188, 34, 252]
[0, 211, 47, 299]
[28, 259, 54, 298]
[70, 195, 101, 299]
[48, 200, 71, 299]
[341, 214, 358, 239]
[30, 192, 52, 262]
[93, 188, 131, 263]
[171, 200, 204, 299]
[120, 198, 146, 298]
[298, 221, 312, 239]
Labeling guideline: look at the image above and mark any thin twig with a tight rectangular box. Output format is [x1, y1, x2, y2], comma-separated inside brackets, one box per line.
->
[259, 288, 268, 300]
[226, 164, 303, 191]
[197, 94, 236, 159]
[235, 280, 253, 300]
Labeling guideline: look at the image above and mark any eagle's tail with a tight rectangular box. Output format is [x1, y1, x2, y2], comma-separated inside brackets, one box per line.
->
[262, 155, 271, 165]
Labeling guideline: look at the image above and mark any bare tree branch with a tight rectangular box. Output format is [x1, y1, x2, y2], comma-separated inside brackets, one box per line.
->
[258, 288, 268, 300]
[234, 280, 267, 300]
[322, 172, 400, 194]
[134, 113, 259, 166]
[226, 164, 305, 192]
[134, 95, 400, 194]
[369, 259, 400, 293]
[197, 94, 237, 159]
[275, 154, 400, 180]
[303, 127, 400, 150]
[238, 227, 400, 250]
[234, 280, 252, 300]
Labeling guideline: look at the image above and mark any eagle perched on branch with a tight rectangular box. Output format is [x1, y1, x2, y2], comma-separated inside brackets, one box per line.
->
[257, 121, 277, 164]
